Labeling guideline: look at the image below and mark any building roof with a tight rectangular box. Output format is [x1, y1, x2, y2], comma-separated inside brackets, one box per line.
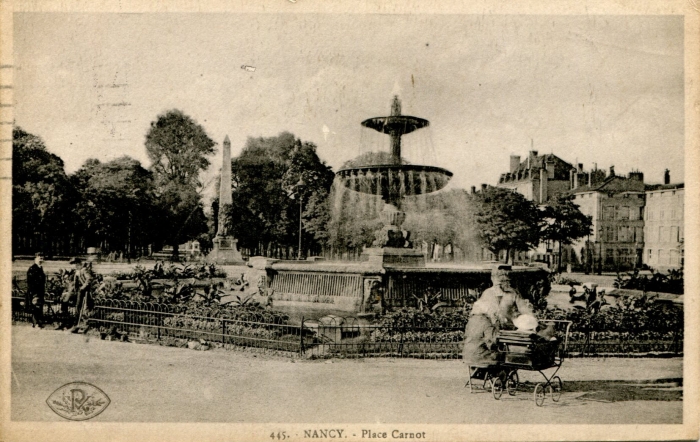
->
[645, 183, 684, 192]
[510, 153, 573, 181]
[570, 174, 645, 195]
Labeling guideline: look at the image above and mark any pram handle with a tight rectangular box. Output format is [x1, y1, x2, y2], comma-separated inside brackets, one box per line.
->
[538, 319, 573, 354]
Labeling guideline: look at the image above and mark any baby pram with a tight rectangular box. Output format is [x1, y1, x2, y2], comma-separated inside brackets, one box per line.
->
[466, 319, 572, 406]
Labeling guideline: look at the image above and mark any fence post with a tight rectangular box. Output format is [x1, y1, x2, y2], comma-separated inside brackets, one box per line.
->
[300, 317, 305, 356]
[222, 319, 226, 345]
[672, 328, 680, 355]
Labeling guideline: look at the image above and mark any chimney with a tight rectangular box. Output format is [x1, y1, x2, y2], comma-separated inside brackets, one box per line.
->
[470, 186, 476, 194]
[571, 169, 579, 189]
[510, 155, 520, 173]
[481, 183, 488, 192]
[546, 160, 555, 179]
[628, 171, 644, 182]
[609, 165, 615, 177]
[527, 150, 538, 169]
[570, 169, 575, 189]
[664, 169, 670, 185]
[539, 168, 548, 203]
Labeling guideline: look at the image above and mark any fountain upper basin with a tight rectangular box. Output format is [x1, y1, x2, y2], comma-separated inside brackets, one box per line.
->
[336, 164, 453, 200]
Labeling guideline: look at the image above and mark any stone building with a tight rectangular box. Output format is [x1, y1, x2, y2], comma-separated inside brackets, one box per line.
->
[643, 170, 684, 271]
[497, 150, 574, 204]
[570, 166, 646, 272]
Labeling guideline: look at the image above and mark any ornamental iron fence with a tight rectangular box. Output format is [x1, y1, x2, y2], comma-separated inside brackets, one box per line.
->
[11, 298, 682, 358]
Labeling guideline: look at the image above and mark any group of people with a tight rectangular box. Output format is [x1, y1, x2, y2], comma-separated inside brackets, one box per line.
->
[24, 253, 95, 332]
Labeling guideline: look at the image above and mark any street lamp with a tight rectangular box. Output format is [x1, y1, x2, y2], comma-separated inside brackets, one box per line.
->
[294, 178, 305, 260]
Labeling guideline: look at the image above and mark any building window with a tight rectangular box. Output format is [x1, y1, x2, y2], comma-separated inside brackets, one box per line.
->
[671, 226, 679, 242]
[629, 207, 639, 221]
[617, 206, 629, 220]
[647, 249, 652, 261]
[618, 226, 627, 242]
[603, 206, 615, 220]
[660, 210, 665, 219]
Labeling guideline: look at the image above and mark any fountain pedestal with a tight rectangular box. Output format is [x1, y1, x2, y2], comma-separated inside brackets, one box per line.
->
[363, 202, 426, 267]
[362, 247, 425, 268]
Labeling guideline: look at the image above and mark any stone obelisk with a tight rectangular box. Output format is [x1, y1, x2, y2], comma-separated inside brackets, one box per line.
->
[207, 135, 244, 264]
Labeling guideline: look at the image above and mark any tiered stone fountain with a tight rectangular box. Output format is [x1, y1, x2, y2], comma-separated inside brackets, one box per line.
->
[255, 97, 548, 320]
[336, 95, 452, 267]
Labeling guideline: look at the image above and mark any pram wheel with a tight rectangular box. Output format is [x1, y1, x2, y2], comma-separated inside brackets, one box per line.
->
[491, 377, 503, 400]
[534, 383, 546, 406]
[550, 376, 562, 402]
[506, 370, 519, 396]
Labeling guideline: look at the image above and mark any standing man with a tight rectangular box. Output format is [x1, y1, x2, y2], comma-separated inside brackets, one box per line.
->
[26, 253, 46, 328]
[56, 257, 82, 330]
[70, 260, 95, 333]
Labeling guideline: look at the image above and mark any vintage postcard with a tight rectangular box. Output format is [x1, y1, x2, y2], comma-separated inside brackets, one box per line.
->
[1, 0, 698, 441]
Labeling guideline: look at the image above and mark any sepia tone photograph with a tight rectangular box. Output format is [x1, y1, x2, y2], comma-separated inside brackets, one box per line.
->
[1, 1, 698, 441]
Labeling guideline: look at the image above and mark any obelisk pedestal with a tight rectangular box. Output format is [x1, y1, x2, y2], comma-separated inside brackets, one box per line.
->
[207, 135, 245, 265]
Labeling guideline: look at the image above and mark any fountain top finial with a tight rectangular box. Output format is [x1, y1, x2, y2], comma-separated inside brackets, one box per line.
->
[391, 95, 402, 117]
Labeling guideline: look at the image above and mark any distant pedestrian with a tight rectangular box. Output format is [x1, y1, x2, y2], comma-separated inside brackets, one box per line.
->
[70, 261, 95, 333]
[26, 253, 46, 328]
[56, 257, 82, 330]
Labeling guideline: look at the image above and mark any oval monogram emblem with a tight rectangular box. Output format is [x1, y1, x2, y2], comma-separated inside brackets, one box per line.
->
[46, 382, 110, 421]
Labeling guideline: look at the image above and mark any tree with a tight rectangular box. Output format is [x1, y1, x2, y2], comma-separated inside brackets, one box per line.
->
[12, 127, 74, 256]
[540, 196, 593, 272]
[227, 132, 334, 258]
[146, 110, 216, 186]
[472, 186, 541, 263]
[145, 110, 215, 260]
[71, 156, 158, 257]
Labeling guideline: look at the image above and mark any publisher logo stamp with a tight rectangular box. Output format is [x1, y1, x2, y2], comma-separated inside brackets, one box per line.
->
[46, 382, 110, 421]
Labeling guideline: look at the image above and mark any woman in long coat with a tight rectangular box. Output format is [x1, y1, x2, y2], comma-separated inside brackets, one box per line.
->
[463, 268, 534, 371]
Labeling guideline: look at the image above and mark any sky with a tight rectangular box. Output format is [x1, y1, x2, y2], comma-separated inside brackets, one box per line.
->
[14, 13, 684, 200]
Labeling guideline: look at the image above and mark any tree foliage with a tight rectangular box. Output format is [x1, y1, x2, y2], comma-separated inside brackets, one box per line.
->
[472, 186, 541, 262]
[227, 132, 334, 257]
[540, 196, 593, 271]
[145, 110, 215, 259]
[540, 196, 592, 246]
[145, 109, 216, 187]
[12, 127, 74, 255]
[71, 156, 158, 255]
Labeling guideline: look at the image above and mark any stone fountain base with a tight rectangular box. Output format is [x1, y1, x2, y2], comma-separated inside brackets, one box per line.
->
[253, 257, 550, 321]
